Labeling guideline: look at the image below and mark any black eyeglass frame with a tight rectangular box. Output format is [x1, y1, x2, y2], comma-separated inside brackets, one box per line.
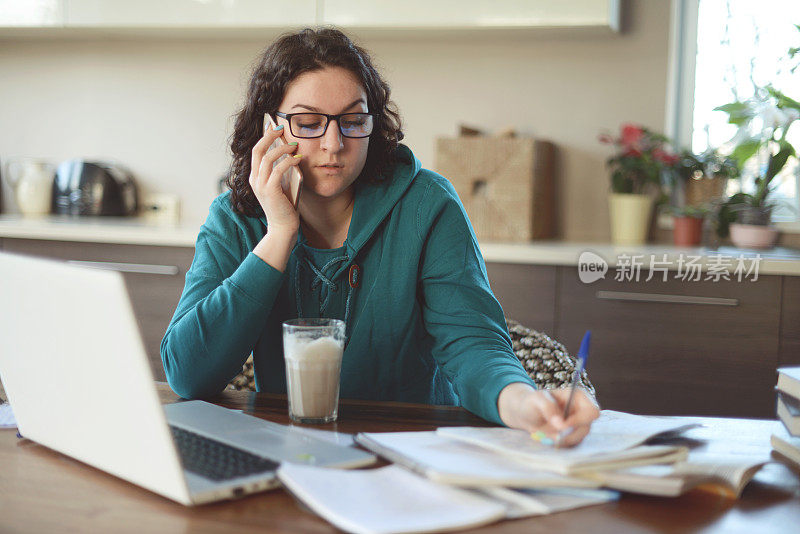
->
[274, 111, 374, 139]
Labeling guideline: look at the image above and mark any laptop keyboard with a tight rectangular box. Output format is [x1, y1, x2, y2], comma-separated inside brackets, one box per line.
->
[169, 425, 279, 481]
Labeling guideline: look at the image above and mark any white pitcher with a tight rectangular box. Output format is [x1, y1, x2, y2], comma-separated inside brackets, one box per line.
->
[4, 159, 53, 216]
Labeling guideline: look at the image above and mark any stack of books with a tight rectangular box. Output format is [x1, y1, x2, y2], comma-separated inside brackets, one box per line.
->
[771, 366, 800, 465]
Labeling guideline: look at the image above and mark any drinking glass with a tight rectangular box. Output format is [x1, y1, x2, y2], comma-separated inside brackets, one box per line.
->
[282, 318, 345, 424]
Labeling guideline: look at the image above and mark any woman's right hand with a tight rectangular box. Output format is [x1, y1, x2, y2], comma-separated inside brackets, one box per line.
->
[249, 125, 303, 239]
[497, 382, 599, 447]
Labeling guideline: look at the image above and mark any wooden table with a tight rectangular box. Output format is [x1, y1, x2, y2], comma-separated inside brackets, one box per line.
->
[1, 385, 799, 533]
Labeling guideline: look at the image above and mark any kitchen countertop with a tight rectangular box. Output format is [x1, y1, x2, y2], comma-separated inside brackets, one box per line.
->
[480, 242, 800, 277]
[0, 215, 200, 247]
[2, 215, 800, 276]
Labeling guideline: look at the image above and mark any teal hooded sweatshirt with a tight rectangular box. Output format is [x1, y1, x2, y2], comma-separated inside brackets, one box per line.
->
[161, 144, 535, 424]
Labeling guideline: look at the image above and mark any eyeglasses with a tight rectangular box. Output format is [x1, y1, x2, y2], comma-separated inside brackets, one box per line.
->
[275, 111, 374, 139]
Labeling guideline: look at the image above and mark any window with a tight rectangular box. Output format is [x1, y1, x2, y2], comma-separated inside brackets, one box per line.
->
[667, 0, 800, 223]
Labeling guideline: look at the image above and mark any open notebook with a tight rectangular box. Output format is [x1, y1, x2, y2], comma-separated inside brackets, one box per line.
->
[355, 430, 599, 488]
[435, 410, 698, 475]
[277, 463, 617, 534]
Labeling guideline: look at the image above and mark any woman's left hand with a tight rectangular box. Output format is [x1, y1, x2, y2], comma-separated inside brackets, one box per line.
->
[497, 382, 600, 447]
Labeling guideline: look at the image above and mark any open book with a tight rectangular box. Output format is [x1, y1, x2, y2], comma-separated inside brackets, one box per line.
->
[435, 410, 698, 475]
[582, 451, 767, 498]
[276, 463, 616, 534]
[355, 430, 599, 488]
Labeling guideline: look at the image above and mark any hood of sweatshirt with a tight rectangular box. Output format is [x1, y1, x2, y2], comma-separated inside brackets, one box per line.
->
[345, 143, 421, 259]
[258, 143, 420, 257]
[269, 144, 421, 324]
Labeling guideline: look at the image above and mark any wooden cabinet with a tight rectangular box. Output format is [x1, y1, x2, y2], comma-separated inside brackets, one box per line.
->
[555, 267, 780, 418]
[485, 263, 556, 335]
[0, 238, 194, 382]
[487, 262, 788, 418]
[2, 232, 795, 417]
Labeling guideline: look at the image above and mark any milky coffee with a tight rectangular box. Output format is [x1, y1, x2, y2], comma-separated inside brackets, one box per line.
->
[282, 319, 345, 424]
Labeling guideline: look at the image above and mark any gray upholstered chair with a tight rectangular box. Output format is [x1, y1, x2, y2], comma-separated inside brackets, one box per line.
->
[506, 319, 596, 396]
[228, 355, 256, 392]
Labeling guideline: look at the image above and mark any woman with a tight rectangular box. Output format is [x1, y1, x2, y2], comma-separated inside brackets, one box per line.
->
[161, 28, 598, 445]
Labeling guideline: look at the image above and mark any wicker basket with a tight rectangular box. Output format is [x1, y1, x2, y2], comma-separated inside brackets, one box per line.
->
[687, 175, 727, 207]
[434, 137, 556, 241]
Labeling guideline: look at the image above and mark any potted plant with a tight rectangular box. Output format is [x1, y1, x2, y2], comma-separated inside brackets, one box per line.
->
[599, 123, 677, 245]
[669, 205, 708, 247]
[667, 149, 737, 247]
[713, 27, 800, 249]
[669, 149, 704, 205]
[714, 86, 799, 249]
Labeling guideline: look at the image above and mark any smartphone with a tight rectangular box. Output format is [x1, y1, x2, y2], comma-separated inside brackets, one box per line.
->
[264, 113, 303, 210]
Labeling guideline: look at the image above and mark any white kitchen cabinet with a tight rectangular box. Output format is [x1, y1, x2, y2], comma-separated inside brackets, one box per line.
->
[0, 0, 620, 35]
[64, 0, 317, 28]
[321, 0, 620, 31]
[0, 0, 63, 26]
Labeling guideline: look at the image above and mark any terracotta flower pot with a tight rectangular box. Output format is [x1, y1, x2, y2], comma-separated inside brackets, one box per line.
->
[608, 193, 653, 245]
[729, 223, 778, 249]
[673, 216, 704, 247]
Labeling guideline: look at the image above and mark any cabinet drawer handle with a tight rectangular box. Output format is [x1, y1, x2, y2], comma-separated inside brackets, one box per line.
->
[595, 290, 739, 307]
[67, 260, 180, 276]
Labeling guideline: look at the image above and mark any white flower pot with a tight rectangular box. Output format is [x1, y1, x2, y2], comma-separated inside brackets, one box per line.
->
[608, 193, 653, 245]
[729, 223, 778, 249]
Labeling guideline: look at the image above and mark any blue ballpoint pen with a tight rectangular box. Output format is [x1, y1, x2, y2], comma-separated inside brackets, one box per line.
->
[556, 330, 591, 447]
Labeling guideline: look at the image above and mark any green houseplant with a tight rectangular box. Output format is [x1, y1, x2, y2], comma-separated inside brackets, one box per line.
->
[669, 149, 738, 247]
[714, 87, 799, 248]
[668, 150, 706, 247]
[714, 27, 800, 248]
[599, 123, 677, 245]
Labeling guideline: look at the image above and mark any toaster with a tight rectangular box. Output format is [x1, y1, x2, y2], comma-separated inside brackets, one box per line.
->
[52, 159, 139, 216]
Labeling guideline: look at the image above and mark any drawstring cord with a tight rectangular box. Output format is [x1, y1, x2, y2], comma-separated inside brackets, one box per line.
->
[305, 255, 348, 314]
[294, 249, 356, 341]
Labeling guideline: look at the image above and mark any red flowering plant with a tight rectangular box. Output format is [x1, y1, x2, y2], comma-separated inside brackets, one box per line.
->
[599, 123, 679, 196]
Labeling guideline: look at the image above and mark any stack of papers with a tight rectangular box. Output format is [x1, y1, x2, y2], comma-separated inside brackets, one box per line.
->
[276, 410, 769, 533]
[427, 411, 766, 497]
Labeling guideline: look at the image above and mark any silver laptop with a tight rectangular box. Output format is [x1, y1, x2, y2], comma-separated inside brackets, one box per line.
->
[0, 251, 374, 505]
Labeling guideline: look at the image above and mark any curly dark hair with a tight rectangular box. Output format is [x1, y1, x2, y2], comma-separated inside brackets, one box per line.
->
[227, 27, 404, 216]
